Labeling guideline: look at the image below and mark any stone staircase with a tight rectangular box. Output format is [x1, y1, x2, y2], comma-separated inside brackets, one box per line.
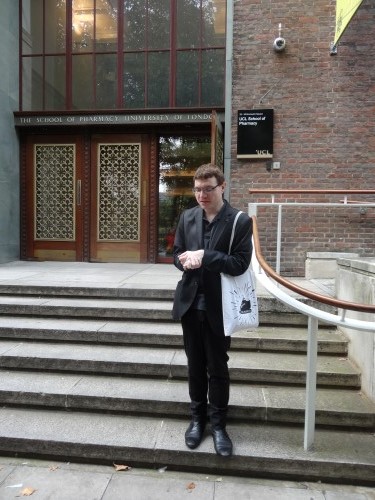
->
[0, 283, 374, 485]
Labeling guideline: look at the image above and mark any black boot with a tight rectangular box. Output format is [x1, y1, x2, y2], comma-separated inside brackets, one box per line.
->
[185, 401, 207, 449]
[210, 406, 233, 457]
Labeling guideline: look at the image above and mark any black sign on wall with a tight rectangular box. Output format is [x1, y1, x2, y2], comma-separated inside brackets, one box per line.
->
[237, 109, 274, 159]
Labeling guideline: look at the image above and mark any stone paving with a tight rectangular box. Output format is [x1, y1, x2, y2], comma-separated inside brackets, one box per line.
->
[0, 457, 374, 500]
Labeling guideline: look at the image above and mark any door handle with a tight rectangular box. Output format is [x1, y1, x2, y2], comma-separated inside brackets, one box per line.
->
[76, 180, 82, 206]
[142, 180, 147, 207]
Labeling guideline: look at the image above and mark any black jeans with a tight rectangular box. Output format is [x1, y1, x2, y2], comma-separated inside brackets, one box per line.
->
[181, 308, 231, 409]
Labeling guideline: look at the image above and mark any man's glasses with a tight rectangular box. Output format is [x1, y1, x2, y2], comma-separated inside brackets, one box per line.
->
[192, 184, 220, 194]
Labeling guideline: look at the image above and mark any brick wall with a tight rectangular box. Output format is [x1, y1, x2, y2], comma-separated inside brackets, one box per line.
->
[230, 0, 375, 276]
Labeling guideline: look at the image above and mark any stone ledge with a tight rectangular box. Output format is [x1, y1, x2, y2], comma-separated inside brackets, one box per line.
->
[338, 257, 375, 275]
[305, 252, 359, 279]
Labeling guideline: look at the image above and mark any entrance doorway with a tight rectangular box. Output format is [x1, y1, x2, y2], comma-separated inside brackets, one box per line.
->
[90, 134, 149, 262]
[157, 135, 211, 261]
[23, 133, 149, 262]
[21, 116, 222, 263]
[157, 113, 223, 262]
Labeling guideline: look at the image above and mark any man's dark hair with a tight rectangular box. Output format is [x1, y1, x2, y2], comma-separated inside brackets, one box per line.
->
[194, 164, 225, 185]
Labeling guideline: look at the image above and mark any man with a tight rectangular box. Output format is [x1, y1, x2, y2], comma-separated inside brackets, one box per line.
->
[172, 164, 253, 457]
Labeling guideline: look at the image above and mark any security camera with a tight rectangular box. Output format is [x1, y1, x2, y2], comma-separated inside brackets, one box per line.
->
[273, 37, 286, 52]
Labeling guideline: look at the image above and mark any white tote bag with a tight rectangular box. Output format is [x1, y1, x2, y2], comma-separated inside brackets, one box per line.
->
[221, 212, 259, 336]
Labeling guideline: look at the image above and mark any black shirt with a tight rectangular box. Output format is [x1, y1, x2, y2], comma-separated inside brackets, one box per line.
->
[192, 204, 225, 310]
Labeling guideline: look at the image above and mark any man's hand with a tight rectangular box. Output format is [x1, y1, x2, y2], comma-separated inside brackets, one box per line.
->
[178, 250, 204, 270]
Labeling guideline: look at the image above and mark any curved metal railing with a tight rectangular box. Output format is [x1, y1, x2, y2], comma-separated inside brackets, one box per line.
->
[251, 215, 375, 317]
[250, 215, 375, 451]
[248, 188, 375, 275]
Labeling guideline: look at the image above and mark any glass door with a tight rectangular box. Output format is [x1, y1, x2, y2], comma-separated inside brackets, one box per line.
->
[158, 135, 211, 261]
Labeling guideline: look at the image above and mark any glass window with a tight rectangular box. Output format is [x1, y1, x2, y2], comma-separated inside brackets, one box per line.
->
[22, 0, 43, 55]
[148, 0, 170, 49]
[123, 52, 145, 108]
[95, 0, 118, 52]
[123, 0, 146, 50]
[22, 57, 43, 110]
[45, 56, 66, 110]
[176, 51, 199, 107]
[96, 54, 117, 109]
[20, 0, 226, 111]
[176, 0, 201, 49]
[45, 0, 66, 53]
[147, 52, 169, 107]
[202, 0, 226, 47]
[158, 135, 211, 258]
[201, 49, 225, 106]
[72, 0, 94, 52]
[72, 54, 94, 109]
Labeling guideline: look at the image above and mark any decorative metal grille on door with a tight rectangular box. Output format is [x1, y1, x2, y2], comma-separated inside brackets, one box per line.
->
[98, 143, 141, 241]
[34, 144, 75, 240]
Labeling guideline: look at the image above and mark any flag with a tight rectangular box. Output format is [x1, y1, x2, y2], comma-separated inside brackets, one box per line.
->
[334, 0, 363, 45]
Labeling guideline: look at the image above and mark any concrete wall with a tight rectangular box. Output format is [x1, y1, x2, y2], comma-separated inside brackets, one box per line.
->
[336, 258, 375, 401]
[231, 0, 375, 276]
[0, 1, 20, 262]
[305, 252, 358, 279]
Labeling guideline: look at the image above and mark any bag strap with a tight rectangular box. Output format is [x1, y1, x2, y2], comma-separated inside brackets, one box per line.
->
[228, 211, 243, 254]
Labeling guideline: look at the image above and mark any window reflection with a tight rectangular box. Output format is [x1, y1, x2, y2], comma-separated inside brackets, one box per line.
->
[45, 56, 66, 110]
[21, 0, 226, 111]
[22, 0, 43, 55]
[147, 52, 169, 107]
[148, 0, 170, 49]
[72, 54, 93, 109]
[45, 0, 66, 53]
[158, 136, 211, 258]
[176, 51, 199, 107]
[22, 57, 43, 110]
[72, 0, 94, 51]
[96, 54, 117, 109]
[202, 0, 226, 46]
[123, 52, 145, 108]
[201, 49, 225, 106]
[72, 0, 117, 52]
[123, 0, 146, 50]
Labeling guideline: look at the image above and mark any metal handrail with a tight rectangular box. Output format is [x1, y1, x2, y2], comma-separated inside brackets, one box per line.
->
[250, 215, 375, 452]
[251, 216, 375, 314]
[248, 189, 375, 274]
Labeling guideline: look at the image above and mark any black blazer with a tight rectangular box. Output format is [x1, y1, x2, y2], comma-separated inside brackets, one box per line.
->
[172, 200, 253, 336]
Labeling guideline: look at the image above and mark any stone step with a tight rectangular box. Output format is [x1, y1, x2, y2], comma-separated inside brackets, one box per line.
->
[0, 316, 348, 354]
[0, 370, 373, 429]
[0, 407, 373, 485]
[0, 296, 173, 321]
[0, 295, 331, 326]
[0, 340, 360, 387]
[0, 284, 176, 300]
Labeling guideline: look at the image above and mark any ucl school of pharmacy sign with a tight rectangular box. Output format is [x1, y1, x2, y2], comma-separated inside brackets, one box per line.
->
[237, 109, 274, 159]
[14, 112, 213, 127]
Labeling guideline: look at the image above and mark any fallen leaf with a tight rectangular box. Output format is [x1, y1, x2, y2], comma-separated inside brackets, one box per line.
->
[186, 482, 196, 490]
[49, 465, 60, 472]
[20, 487, 37, 496]
[113, 463, 132, 472]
